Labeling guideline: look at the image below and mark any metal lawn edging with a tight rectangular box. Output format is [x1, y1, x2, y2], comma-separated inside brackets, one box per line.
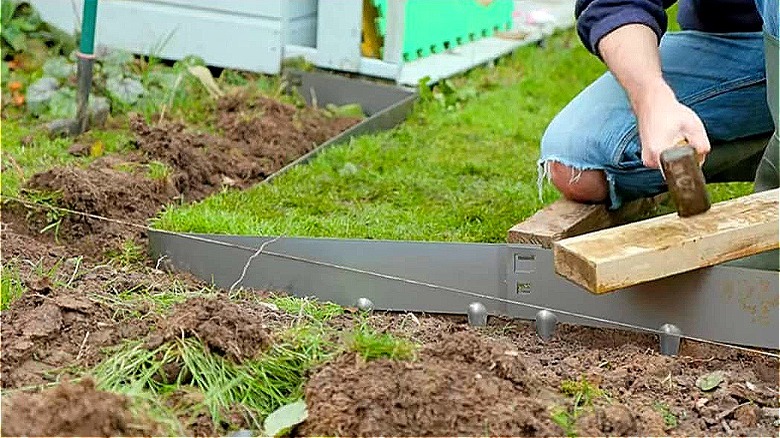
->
[272, 70, 418, 184]
[149, 232, 779, 351]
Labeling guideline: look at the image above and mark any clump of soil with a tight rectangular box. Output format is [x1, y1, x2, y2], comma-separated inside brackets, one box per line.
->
[145, 296, 278, 361]
[300, 330, 564, 437]
[1, 226, 187, 389]
[0, 286, 137, 389]
[13, 92, 360, 257]
[0, 378, 162, 437]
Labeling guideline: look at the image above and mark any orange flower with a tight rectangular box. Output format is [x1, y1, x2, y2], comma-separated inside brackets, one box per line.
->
[8, 81, 22, 92]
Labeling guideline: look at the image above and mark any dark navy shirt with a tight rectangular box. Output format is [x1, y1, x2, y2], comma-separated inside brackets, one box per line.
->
[575, 0, 764, 57]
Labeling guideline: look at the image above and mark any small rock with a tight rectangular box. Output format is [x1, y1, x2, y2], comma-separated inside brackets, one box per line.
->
[695, 398, 709, 409]
[68, 142, 90, 157]
[733, 404, 759, 427]
[761, 407, 780, 419]
[228, 429, 254, 437]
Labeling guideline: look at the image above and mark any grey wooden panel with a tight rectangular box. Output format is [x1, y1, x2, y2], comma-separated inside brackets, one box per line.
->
[314, 0, 362, 71]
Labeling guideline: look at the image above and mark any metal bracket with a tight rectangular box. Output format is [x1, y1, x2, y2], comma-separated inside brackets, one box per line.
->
[150, 232, 779, 350]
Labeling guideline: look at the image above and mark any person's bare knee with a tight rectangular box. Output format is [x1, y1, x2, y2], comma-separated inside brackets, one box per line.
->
[548, 161, 609, 203]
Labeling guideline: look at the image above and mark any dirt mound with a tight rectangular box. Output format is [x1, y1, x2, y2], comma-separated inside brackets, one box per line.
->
[0, 378, 161, 437]
[300, 330, 562, 437]
[146, 296, 277, 361]
[15, 92, 360, 257]
[0, 283, 144, 389]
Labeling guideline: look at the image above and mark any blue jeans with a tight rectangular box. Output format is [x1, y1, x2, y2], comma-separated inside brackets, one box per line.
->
[539, 0, 779, 209]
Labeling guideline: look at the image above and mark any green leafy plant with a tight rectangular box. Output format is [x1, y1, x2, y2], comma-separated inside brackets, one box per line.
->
[653, 402, 679, 430]
[550, 376, 609, 437]
[1, 0, 75, 64]
[263, 399, 308, 437]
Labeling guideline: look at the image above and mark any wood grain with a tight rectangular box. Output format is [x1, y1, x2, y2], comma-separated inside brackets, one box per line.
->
[508, 195, 666, 248]
[553, 189, 780, 294]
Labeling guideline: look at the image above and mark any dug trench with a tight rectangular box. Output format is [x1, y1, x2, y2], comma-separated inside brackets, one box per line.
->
[2, 91, 779, 436]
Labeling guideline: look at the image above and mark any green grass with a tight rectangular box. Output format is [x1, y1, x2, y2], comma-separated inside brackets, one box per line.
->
[1, 264, 25, 311]
[92, 328, 334, 434]
[0, 120, 135, 198]
[268, 295, 344, 321]
[348, 321, 418, 361]
[550, 375, 610, 437]
[152, 27, 753, 242]
[654, 402, 679, 430]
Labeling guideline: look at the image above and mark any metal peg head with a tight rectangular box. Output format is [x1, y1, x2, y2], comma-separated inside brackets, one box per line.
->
[467, 302, 488, 326]
[356, 297, 374, 312]
[535, 310, 558, 342]
[659, 323, 682, 356]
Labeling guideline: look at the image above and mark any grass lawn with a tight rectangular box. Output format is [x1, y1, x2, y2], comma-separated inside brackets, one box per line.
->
[152, 28, 753, 242]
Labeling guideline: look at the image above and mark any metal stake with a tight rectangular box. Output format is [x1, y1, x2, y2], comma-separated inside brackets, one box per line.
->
[356, 297, 374, 312]
[659, 323, 682, 356]
[535, 309, 557, 342]
[467, 302, 487, 326]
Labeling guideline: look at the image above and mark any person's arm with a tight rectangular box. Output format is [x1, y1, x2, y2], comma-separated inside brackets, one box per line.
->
[574, 0, 710, 169]
[598, 24, 710, 168]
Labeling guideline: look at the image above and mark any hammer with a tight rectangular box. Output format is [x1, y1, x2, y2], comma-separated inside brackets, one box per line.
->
[659, 141, 711, 217]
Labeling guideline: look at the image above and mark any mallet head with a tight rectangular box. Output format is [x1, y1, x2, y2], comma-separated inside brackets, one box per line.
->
[660, 145, 711, 217]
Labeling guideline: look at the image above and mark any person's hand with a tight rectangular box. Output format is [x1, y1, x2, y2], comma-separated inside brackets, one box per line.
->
[635, 81, 710, 169]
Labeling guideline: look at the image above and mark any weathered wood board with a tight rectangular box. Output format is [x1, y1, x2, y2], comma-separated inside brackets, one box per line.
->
[508, 194, 667, 248]
[553, 189, 780, 294]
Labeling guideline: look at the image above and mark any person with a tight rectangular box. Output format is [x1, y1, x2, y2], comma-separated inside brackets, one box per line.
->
[538, 0, 779, 210]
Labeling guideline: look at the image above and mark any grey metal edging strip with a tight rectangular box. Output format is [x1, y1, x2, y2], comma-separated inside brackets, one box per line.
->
[149, 231, 779, 350]
[263, 70, 417, 184]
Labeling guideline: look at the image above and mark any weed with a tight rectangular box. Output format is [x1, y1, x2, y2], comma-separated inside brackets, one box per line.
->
[654, 402, 679, 430]
[145, 161, 171, 181]
[550, 405, 577, 437]
[560, 376, 607, 411]
[348, 321, 418, 361]
[1, 264, 25, 311]
[105, 239, 146, 267]
[269, 295, 343, 321]
[550, 376, 609, 436]
[22, 189, 67, 240]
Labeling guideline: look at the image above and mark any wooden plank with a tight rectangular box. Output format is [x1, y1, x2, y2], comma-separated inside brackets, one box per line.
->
[553, 189, 780, 294]
[507, 194, 667, 248]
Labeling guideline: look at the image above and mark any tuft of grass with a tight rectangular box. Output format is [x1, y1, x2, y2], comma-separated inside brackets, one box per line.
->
[105, 238, 147, 267]
[268, 295, 344, 321]
[348, 321, 418, 361]
[654, 402, 679, 430]
[550, 406, 577, 438]
[88, 280, 214, 320]
[91, 325, 336, 434]
[1, 264, 25, 311]
[146, 160, 172, 181]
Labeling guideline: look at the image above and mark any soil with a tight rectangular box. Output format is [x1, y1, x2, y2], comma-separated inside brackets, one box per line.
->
[300, 320, 780, 437]
[10, 91, 360, 258]
[145, 296, 280, 362]
[0, 378, 163, 437]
